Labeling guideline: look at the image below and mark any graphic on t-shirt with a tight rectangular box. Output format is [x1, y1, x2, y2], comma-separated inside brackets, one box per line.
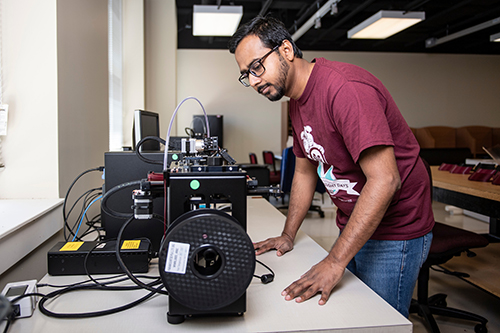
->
[318, 163, 360, 196]
[301, 126, 326, 164]
[301, 125, 360, 197]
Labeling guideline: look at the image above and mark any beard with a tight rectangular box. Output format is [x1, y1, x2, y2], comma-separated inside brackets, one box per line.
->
[260, 53, 289, 102]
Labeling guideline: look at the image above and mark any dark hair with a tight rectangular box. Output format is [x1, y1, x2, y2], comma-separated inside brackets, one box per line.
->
[228, 16, 303, 59]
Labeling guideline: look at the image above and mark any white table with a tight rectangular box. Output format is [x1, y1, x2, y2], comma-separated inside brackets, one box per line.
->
[2, 197, 411, 332]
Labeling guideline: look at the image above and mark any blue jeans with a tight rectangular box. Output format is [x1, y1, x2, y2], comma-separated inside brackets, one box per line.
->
[346, 231, 433, 317]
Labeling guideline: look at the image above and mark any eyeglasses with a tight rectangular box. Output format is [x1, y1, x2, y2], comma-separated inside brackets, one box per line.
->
[239, 44, 280, 87]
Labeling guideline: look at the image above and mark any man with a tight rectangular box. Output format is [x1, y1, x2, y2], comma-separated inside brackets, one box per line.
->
[228, 16, 434, 317]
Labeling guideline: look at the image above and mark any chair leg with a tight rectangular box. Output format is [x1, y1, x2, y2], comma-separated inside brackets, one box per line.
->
[429, 304, 488, 328]
[411, 263, 488, 333]
[308, 205, 325, 218]
[411, 264, 442, 333]
[410, 300, 441, 333]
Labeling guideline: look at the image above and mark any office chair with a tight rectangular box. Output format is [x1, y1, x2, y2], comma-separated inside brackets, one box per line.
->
[279, 147, 325, 218]
[263, 150, 281, 185]
[409, 159, 489, 333]
[249, 152, 258, 164]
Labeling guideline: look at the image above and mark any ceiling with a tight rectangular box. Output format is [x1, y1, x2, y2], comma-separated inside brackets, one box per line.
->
[176, 0, 500, 55]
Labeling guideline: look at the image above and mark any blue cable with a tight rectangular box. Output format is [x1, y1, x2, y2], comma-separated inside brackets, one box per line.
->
[72, 195, 103, 242]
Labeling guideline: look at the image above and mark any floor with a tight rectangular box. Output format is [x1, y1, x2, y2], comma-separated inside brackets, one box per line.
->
[270, 194, 500, 333]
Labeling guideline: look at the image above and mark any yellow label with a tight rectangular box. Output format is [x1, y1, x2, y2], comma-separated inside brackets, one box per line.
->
[121, 240, 141, 250]
[59, 242, 84, 251]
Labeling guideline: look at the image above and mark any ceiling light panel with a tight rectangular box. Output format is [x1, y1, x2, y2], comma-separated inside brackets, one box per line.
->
[192, 5, 243, 37]
[348, 10, 425, 39]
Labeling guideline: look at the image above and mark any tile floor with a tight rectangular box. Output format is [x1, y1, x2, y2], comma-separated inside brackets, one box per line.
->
[271, 194, 500, 333]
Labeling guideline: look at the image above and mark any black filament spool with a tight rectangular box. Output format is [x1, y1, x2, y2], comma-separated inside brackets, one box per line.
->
[159, 209, 255, 311]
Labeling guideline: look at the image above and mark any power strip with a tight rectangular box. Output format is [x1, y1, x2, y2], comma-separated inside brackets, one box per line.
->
[1, 280, 37, 318]
[47, 240, 151, 276]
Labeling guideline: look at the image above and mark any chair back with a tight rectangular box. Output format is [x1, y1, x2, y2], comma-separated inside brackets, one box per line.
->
[249, 152, 258, 164]
[280, 147, 328, 195]
[262, 151, 277, 172]
[280, 147, 296, 193]
[315, 178, 327, 194]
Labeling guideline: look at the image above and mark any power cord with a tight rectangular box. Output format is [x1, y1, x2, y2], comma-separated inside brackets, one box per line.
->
[81, 238, 154, 287]
[101, 180, 142, 219]
[71, 195, 102, 241]
[0, 276, 165, 332]
[134, 135, 166, 165]
[65, 187, 102, 241]
[62, 167, 104, 241]
[37, 280, 164, 319]
[254, 259, 275, 284]
[114, 215, 169, 296]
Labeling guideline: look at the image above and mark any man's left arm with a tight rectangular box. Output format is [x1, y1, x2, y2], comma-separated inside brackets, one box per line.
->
[282, 145, 401, 305]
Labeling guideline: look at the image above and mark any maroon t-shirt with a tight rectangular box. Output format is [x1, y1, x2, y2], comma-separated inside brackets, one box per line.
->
[290, 58, 434, 240]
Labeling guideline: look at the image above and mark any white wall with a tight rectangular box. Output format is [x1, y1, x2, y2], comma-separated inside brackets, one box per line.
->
[3, 0, 498, 195]
[0, 0, 109, 199]
[176, 49, 500, 163]
[0, 0, 59, 198]
[176, 49, 283, 164]
[0, 0, 108, 290]
[307, 51, 500, 128]
[145, 0, 177, 141]
[57, 0, 109, 197]
[122, 0, 146, 148]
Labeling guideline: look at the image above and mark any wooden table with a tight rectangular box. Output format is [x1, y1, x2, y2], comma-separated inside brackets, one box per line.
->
[431, 166, 500, 238]
[1, 197, 411, 333]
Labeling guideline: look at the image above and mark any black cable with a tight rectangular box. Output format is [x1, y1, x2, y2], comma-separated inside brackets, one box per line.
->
[62, 168, 104, 240]
[36, 272, 165, 319]
[63, 169, 103, 239]
[253, 259, 275, 284]
[68, 189, 102, 241]
[82, 238, 153, 288]
[77, 208, 102, 241]
[82, 211, 102, 237]
[66, 188, 101, 228]
[115, 215, 169, 295]
[101, 180, 142, 219]
[38, 282, 164, 319]
[79, 222, 102, 240]
[37, 274, 159, 290]
[2, 316, 13, 333]
[10, 293, 47, 304]
[135, 136, 166, 165]
[78, 190, 103, 228]
[37, 275, 128, 289]
[2, 292, 47, 333]
[83, 239, 119, 287]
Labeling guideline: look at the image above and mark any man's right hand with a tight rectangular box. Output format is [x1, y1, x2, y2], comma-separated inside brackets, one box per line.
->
[253, 234, 294, 256]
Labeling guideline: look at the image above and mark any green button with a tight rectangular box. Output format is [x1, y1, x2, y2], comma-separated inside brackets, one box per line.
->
[190, 180, 200, 190]
[172, 154, 179, 161]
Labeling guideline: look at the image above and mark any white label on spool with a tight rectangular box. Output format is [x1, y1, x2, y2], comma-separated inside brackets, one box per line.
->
[165, 241, 190, 274]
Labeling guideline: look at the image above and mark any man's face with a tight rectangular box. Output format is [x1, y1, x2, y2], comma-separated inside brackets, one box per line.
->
[234, 35, 289, 102]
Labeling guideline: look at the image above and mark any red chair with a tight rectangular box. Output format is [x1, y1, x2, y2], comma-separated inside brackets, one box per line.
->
[249, 152, 258, 164]
[262, 151, 281, 185]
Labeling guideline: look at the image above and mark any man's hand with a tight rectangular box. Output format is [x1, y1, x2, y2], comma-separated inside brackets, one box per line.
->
[253, 234, 294, 256]
[281, 256, 345, 305]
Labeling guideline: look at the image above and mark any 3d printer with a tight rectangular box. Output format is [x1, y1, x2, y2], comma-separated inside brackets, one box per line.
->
[102, 102, 279, 324]
[134, 136, 255, 324]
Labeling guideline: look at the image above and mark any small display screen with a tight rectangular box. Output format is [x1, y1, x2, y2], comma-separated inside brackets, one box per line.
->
[5, 285, 28, 298]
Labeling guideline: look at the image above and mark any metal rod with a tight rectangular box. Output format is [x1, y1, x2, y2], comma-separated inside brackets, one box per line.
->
[426, 16, 500, 48]
[291, 0, 340, 42]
